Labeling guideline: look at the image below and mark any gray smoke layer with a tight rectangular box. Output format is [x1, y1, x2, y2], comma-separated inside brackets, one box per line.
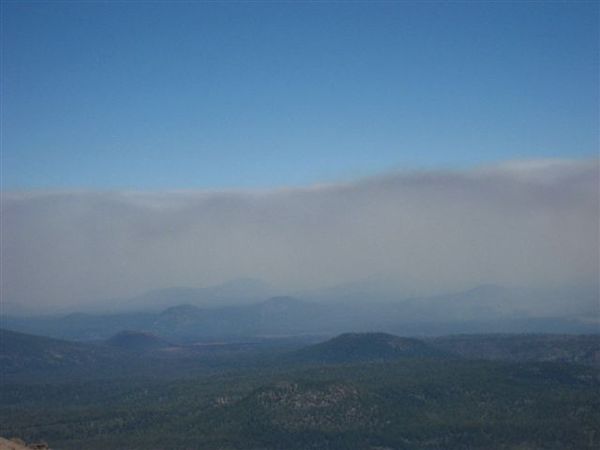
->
[1, 159, 598, 312]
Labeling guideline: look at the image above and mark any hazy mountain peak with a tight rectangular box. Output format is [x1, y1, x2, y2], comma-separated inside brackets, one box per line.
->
[160, 304, 202, 316]
[99, 278, 273, 313]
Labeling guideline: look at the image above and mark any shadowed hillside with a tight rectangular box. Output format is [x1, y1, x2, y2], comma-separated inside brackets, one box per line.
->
[0, 329, 124, 375]
[105, 330, 174, 352]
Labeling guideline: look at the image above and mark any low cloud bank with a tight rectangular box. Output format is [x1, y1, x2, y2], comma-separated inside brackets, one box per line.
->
[2, 159, 598, 312]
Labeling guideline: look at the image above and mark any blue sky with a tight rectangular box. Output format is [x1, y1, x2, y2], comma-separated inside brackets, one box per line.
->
[2, 1, 598, 190]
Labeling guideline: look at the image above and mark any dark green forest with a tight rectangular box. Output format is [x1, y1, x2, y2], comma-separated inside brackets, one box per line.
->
[1, 330, 599, 449]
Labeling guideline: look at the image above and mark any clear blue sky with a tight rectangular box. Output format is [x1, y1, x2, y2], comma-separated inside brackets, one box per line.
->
[2, 1, 598, 189]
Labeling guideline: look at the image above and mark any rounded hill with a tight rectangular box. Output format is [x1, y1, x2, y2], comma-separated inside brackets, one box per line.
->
[290, 332, 448, 363]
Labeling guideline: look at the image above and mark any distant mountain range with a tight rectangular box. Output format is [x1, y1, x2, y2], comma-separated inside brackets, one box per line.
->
[2, 284, 598, 342]
[101, 277, 276, 312]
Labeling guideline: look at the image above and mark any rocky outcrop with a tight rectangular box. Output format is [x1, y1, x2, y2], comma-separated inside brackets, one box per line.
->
[0, 438, 49, 450]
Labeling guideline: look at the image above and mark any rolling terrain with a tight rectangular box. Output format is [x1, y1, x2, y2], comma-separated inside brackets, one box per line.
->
[1, 329, 599, 449]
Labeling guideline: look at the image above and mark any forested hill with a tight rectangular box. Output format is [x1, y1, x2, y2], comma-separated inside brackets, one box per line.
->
[288, 332, 449, 363]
